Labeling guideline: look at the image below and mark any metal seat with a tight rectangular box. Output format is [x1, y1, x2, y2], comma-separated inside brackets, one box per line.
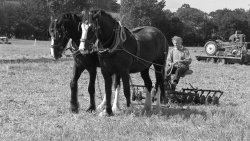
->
[180, 69, 193, 77]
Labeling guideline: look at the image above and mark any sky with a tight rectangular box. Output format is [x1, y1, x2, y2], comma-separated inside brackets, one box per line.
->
[117, 0, 250, 13]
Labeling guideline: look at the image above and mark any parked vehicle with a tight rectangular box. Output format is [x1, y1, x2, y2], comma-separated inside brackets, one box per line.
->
[196, 34, 250, 64]
[0, 36, 11, 44]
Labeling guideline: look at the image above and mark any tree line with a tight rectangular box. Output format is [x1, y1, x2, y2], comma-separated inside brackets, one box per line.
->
[1, 0, 250, 46]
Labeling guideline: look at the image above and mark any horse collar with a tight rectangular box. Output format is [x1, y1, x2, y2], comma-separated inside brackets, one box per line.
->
[98, 22, 125, 54]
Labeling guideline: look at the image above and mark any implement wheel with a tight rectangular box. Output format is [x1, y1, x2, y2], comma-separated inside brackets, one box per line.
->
[217, 58, 226, 65]
[204, 41, 218, 56]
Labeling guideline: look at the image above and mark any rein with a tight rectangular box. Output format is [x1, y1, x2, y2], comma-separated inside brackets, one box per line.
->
[63, 41, 81, 57]
[87, 12, 166, 74]
[91, 17, 165, 74]
[95, 22, 118, 52]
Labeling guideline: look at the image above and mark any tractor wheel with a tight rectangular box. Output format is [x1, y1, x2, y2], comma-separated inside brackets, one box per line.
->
[204, 41, 218, 56]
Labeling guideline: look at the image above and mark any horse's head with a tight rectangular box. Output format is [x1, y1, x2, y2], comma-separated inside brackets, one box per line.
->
[79, 23, 98, 54]
[48, 13, 82, 59]
[80, 9, 118, 52]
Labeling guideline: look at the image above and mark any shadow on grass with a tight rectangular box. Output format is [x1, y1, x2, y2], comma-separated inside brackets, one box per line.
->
[157, 105, 207, 120]
[0, 57, 73, 64]
[129, 104, 207, 120]
[225, 102, 238, 107]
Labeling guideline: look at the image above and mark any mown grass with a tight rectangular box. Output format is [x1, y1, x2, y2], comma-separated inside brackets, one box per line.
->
[0, 40, 250, 141]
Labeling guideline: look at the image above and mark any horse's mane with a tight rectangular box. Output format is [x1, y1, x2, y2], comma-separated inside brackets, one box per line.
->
[91, 9, 117, 23]
[131, 26, 146, 33]
[58, 13, 82, 23]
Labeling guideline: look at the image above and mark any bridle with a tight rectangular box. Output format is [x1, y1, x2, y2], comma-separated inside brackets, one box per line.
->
[86, 12, 120, 54]
[78, 24, 100, 54]
[50, 19, 71, 55]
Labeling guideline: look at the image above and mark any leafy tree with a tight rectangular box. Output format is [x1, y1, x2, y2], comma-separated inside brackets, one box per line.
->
[90, 0, 120, 12]
[15, 0, 51, 39]
[120, 0, 165, 28]
[175, 4, 207, 45]
[0, 2, 20, 37]
[120, 0, 137, 29]
[209, 8, 250, 41]
[169, 16, 184, 39]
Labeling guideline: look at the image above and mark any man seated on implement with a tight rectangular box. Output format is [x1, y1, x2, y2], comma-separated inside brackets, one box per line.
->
[165, 36, 192, 90]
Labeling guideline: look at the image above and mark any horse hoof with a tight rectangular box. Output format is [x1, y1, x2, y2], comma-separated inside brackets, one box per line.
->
[86, 106, 96, 113]
[154, 105, 161, 114]
[99, 109, 114, 117]
[70, 103, 79, 113]
[140, 108, 146, 116]
[70, 107, 79, 113]
[124, 105, 134, 115]
[141, 108, 151, 116]
[112, 106, 121, 114]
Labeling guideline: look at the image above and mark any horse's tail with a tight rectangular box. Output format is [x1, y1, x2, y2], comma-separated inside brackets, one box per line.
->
[163, 36, 169, 80]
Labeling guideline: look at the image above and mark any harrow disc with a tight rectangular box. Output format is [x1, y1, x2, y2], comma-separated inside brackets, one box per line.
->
[165, 86, 223, 105]
[187, 95, 194, 103]
[152, 97, 155, 103]
[132, 90, 136, 101]
[181, 95, 188, 104]
[138, 91, 143, 101]
[206, 96, 213, 104]
[212, 96, 219, 105]
[168, 94, 177, 103]
[200, 95, 206, 104]
[194, 94, 200, 104]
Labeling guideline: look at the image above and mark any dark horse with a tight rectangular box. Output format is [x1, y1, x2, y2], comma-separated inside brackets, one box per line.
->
[48, 13, 132, 114]
[48, 13, 99, 113]
[82, 10, 169, 116]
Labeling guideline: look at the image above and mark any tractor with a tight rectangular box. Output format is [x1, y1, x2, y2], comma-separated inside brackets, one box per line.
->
[0, 36, 11, 44]
[196, 33, 250, 64]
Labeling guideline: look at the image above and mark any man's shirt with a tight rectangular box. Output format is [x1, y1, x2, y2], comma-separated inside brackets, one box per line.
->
[166, 47, 192, 67]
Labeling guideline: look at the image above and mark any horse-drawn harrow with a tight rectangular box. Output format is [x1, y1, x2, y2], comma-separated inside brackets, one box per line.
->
[131, 84, 223, 105]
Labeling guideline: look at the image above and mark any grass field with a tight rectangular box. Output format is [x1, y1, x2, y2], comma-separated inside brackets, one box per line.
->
[0, 39, 250, 141]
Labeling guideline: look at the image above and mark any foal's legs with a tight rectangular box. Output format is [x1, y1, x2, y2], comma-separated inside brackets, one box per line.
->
[140, 68, 153, 114]
[86, 66, 97, 112]
[70, 64, 84, 113]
